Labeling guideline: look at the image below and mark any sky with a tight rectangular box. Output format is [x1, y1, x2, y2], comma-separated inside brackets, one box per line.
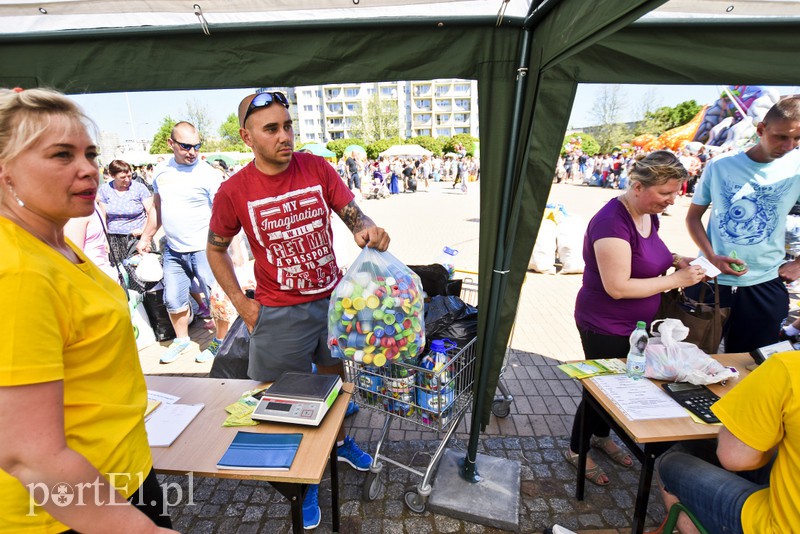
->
[67, 84, 800, 143]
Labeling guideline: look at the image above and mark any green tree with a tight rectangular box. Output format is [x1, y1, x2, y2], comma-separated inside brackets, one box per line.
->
[349, 94, 400, 142]
[366, 137, 402, 160]
[561, 132, 600, 156]
[327, 138, 368, 160]
[442, 133, 479, 156]
[640, 100, 703, 136]
[149, 116, 175, 154]
[407, 135, 444, 156]
[217, 113, 248, 152]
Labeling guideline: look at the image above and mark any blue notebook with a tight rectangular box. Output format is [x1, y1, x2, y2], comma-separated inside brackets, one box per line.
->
[217, 431, 302, 470]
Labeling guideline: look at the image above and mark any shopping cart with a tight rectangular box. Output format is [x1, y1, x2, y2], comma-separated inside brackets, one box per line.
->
[342, 337, 476, 512]
[454, 269, 515, 418]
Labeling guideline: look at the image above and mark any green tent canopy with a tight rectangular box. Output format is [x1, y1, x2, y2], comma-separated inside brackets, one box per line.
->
[2, 0, 799, 440]
[299, 143, 336, 158]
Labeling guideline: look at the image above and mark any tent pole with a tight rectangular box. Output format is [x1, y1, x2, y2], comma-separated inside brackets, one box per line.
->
[460, 2, 545, 482]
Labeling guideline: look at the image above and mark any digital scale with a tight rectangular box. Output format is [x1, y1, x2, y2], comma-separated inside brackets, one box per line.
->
[251, 372, 342, 427]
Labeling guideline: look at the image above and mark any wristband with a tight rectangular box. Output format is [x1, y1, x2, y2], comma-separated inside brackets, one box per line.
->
[671, 254, 683, 269]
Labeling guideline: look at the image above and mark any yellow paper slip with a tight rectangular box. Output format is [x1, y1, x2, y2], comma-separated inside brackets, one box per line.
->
[558, 359, 627, 380]
[222, 387, 269, 427]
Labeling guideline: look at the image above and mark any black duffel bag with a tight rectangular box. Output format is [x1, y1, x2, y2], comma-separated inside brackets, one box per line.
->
[142, 285, 176, 342]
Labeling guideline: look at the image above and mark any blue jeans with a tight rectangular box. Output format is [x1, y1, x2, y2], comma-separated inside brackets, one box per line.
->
[162, 247, 216, 313]
[658, 450, 770, 534]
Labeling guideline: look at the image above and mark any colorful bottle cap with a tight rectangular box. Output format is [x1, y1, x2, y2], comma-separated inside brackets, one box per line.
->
[366, 295, 380, 309]
[341, 297, 352, 309]
[353, 297, 366, 310]
[363, 353, 374, 365]
[373, 353, 387, 367]
[383, 313, 396, 325]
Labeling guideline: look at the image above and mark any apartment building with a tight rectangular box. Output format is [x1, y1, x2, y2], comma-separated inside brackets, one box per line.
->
[290, 79, 479, 144]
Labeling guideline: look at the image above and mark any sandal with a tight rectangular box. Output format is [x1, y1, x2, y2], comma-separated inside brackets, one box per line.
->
[563, 449, 609, 486]
[590, 436, 633, 468]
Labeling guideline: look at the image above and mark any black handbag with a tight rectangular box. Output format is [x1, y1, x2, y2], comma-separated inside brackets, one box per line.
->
[655, 280, 730, 354]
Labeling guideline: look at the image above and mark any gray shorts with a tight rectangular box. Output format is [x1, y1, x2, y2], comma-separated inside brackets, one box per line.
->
[247, 298, 339, 382]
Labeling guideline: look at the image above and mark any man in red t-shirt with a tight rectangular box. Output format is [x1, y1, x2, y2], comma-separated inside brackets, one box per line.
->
[207, 91, 389, 530]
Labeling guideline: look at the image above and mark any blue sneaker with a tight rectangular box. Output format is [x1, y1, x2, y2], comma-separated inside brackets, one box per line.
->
[337, 435, 371, 471]
[345, 400, 359, 418]
[160, 339, 191, 364]
[196, 338, 221, 363]
[302, 484, 320, 530]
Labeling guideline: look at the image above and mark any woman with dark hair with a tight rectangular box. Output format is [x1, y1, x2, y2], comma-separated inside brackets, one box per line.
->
[564, 150, 707, 486]
[97, 158, 153, 288]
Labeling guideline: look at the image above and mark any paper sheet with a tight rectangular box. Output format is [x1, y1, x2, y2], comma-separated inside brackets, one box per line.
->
[146, 403, 204, 447]
[148, 390, 180, 405]
[590, 375, 689, 420]
[689, 256, 722, 278]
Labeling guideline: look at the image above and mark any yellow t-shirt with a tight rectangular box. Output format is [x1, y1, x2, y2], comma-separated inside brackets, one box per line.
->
[0, 218, 153, 533]
[712, 351, 800, 534]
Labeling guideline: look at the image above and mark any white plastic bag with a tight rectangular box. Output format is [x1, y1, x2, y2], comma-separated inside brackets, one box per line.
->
[556, 215, 586, 274]
[529, 218, 557, 274]
[645, 318, 738, 385]
[327, 248, 425, 367]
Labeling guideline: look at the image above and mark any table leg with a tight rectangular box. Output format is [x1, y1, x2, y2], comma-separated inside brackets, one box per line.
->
[331, 442, 340, 532]
[630, 444, 657, 534]
[270, 481, 305, 534]
[575, 387, 589, 500]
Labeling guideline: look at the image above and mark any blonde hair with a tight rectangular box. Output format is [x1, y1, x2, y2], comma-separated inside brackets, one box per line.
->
[0, 88, 94, 164]
[628, 150, 688, 188]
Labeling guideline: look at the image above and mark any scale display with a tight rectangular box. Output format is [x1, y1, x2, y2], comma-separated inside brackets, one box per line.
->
[251, 372, 342, 427]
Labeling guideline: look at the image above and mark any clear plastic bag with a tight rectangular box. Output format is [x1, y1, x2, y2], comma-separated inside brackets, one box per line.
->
[328, 248, 425, 367]
[645, 319, 738, 385]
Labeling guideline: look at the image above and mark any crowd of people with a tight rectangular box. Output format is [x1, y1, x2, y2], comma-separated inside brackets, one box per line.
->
[336, 152, 480, 197]
[557, 146, 714, 196]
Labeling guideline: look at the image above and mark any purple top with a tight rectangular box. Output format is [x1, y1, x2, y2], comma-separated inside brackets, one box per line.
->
[97, 180, 151, 235]
[575, 198, 672, 337]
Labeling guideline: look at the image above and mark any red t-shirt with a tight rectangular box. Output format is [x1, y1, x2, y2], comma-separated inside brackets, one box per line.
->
[210, 152, 355, 307]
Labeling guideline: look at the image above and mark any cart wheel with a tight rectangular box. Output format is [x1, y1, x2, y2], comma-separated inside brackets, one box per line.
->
[363, 471, 383, 501]
[492, 399, 511, 418]
[404, 486, 427, 513]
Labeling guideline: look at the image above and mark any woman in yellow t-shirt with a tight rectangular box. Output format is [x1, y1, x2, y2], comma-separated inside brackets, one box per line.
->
[0, 88, 176, 533]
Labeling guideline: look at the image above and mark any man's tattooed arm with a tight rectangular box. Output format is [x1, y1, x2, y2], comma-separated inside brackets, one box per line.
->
[208, 230, 233, 249]
[338, 200, 375, 234]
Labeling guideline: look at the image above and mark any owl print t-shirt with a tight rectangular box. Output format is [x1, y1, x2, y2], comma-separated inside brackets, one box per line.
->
[210, 152, 354, 307]
[693, 149, 800, 287]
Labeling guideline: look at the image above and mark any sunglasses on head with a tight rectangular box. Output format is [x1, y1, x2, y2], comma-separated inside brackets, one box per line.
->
[171, 139, 202, 151]
[242, 91, 290, 126]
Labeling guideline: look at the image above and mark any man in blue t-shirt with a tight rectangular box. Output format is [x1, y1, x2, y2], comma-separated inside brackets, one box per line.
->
[687, 97, 800, 353]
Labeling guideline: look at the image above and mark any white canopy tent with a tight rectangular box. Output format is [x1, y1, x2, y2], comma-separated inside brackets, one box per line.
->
[379, 144, 434, 158]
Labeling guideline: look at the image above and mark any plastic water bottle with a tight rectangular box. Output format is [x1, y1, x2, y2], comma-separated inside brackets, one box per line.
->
[418, 339, 455, 425]
[436, 247, 459, 279]
[626, 321, 648, 380]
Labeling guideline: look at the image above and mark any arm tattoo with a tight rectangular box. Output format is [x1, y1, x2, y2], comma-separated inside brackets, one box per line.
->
[338, 200, 375, 234]
[208, 230, 233, 249]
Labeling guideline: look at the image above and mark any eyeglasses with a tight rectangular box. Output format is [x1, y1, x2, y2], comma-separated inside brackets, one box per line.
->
[171, 138, 202, 151]
[242, 91, 290, 126]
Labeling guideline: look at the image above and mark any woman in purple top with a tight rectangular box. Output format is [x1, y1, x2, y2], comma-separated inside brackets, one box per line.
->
[564, 151, 706, 486]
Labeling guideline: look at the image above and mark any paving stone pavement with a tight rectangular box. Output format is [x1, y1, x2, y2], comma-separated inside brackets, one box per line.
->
[151, 346, 667, 534]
